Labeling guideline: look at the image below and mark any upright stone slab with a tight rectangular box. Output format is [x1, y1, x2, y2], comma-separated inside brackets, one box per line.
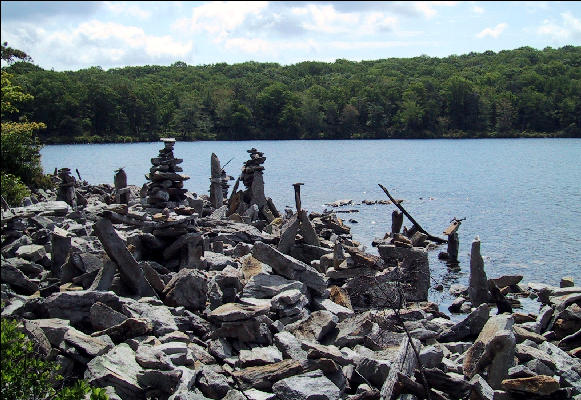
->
[210, 153, 224, 209]
[469, 236, 489, 307]
[400, 247, 430, 302]
[447, 232, 459, 261]
[93, 218, 156, 297]
[391, 210, 403, 234]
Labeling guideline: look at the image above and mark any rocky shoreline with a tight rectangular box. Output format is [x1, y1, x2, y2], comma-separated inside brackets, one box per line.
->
[2, 142, 580, 400]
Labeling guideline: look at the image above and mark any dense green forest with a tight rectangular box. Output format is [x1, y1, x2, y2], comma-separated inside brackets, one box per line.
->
[4, 45, 581, 143]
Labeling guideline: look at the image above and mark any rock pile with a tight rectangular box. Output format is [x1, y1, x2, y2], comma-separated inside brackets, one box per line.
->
[2, 155, 580, 400]
[227, 148, 279, 225]
[144, 138, 189, 209]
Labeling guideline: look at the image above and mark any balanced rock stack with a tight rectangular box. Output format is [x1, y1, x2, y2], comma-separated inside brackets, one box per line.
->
[220, 169, 232, 201]
[227, 148, 279, 223]
[144, 138, 189, 209]
[56, 168, 76, 208]
[241, 148, 265, 189]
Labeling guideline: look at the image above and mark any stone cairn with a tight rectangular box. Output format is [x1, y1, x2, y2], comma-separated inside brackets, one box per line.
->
[113, 168, 130, 204]
[220, 168, 232, 201]
[227, 148, 279, 223]
[56, 168, 76, 209]
[144, 138, 189, 209]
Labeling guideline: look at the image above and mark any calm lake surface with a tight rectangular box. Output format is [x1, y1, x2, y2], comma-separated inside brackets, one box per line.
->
[41, 139, 581, 313]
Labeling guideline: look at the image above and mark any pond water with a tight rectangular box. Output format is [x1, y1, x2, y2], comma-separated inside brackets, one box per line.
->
[41, 138, 581, 313]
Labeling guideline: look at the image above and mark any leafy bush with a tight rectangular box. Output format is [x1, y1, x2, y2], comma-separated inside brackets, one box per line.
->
[1, 172, 31, 206]
[1, 121, 45, 184]
[1, 317, 108, 400]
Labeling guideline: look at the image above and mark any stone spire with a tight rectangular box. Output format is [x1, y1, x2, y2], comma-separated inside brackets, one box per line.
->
[144, 138, 189, 209]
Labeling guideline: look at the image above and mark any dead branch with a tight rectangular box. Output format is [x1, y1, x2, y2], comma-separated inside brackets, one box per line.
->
[378, 184, 447, 244]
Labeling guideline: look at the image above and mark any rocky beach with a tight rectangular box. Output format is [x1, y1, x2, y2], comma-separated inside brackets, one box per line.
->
[2, 141, 580, 400]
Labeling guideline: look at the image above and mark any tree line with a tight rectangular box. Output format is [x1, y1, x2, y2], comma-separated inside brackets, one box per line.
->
[4, 45, 581, 143]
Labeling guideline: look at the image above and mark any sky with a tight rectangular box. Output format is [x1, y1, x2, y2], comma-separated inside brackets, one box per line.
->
[1, 1, 581, 71]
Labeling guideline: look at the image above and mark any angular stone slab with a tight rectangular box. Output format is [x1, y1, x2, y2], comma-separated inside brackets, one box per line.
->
[84, 343, 144, 400]
[230, 359, 307, 391]
[242, 273, 306, 299]
[90, 301, 128, 331]
[287, 310, 338, 342]
[209, 302, 270, 323]
[8, 200, 70, 217]
[463, 314, 515, 389]
[252, 241, 327, 294]
[501, 376, 560, 396]
[1, 262, 39, 295]
[63, 327, 114, 359]
[93, 218, 156, 297]
[278, 213, 299, 254]
[438, 304, 490, 343]
[92, 318, 153, 344]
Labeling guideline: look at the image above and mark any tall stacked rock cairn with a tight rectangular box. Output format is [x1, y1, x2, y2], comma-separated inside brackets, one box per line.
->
[144, 138, 189, 210]
[227, 148, 280, 226]
[2, 150, 581, 400]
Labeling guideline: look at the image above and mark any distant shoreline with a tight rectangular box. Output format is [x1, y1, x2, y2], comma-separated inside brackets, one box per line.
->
[40, 131, 576, 145]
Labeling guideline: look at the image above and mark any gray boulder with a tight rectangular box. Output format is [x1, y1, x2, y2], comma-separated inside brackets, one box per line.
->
[43, 290, 122, 327]
[163, 269, 209, 311]
[272, 370, 341, 400]
[135, 343, 173, 370]
[238, 346, 283, 367]
[137, 369, 183, 395]
[121, 298, 179, 336]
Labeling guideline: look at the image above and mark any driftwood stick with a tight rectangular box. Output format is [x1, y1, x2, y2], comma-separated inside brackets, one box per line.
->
[380, 336, 420, 399]
[378, 184, 447, 244]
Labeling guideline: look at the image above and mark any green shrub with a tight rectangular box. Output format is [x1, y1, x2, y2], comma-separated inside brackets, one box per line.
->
[1, 172, 31, 206]
[1, 317, 108, 400]
[1, 121, 45, 185]
[32, 173, 55, 190]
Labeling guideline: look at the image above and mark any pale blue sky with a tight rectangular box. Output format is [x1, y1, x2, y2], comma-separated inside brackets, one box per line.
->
[1, 1, 580, 71]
